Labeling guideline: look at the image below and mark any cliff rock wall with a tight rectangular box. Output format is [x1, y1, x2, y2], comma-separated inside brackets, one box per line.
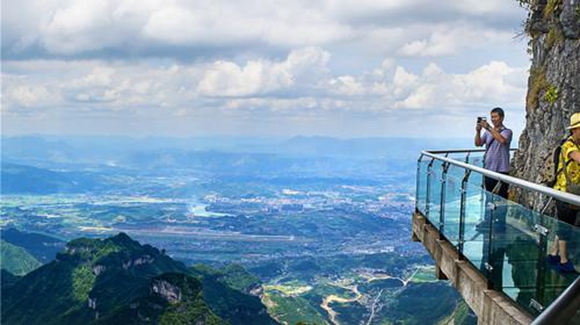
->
[512, 0, 580, 210]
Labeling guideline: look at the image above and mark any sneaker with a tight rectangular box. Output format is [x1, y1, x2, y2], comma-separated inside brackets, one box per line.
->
[547, 255, 560, 265]
[558, 261, 577, 273]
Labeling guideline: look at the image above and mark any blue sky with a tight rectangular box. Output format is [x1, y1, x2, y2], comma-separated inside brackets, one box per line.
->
[2, 0, 529, 139]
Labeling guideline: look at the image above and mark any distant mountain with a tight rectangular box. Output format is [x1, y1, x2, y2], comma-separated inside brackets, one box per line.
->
[1, 233, 276, 325]
[1, 135, 474, 188]
[2, 135, 473, 168]
[1, 162, 77, 194]
[277, 136, 473, 159]
[0, 163, 105, 194]
[0, 240, 42, 276]
[1, 228, 65, 264]
[0, 136, 80, 164]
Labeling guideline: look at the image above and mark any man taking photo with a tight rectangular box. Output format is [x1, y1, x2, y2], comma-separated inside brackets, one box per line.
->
[475, 107, 513, 200]
[475, 107, 513, 230]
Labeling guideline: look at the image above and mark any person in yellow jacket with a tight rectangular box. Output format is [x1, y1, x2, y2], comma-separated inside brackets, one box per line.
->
[549, 112, 580, 273]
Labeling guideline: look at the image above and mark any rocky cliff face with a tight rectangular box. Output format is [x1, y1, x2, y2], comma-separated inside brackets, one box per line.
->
[512, 0, 580, 209]
[151, 278, 182, 303]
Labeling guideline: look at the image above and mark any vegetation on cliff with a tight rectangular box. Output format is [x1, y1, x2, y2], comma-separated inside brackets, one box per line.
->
[512, 0, 580, 209]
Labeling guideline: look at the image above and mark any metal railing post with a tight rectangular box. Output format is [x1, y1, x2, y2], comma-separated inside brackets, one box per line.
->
[533, 208, 551, 313]
[425, 158, 435, 219]
[540, 197, 553, 215]
[439, 161, 450, 239]
[533, 231, 548, 313]
[415, 154, 424, 214]
[458, 169, 472, 259]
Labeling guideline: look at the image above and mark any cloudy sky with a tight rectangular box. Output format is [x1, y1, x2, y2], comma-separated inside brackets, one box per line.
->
[1, 0, 530, 139]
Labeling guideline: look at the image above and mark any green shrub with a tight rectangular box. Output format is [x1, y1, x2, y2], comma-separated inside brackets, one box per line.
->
[543, 84, 559, 105]
[543, 0, 563, 19]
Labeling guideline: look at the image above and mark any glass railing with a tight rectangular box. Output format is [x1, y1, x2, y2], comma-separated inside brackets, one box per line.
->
[415, 149, 580, 320]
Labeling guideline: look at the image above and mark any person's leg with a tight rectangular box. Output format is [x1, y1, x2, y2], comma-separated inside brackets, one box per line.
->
[559, 240, 568, 263]
[484, 176, 497, 193]
[498, 181, 509, 200]
[553, 201, 568, 258]
[554, 200, 577, 272]
[549, 235, 560, 257]
[548, 202, 565, 263]
[557, 238, 576, 272]
[481, 176, 497, 226]
[495, 181, 509, 230]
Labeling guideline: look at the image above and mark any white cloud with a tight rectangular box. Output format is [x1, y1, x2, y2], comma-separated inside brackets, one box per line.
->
[329, 76, 365, 96]
[141, 1, 353, 47]
[2, 0, 525, 59]
[42, 1, 135, 54]
[451, 61, 526, 103]
[398, 25, 516, 57]
[78, 67, 117, 87]
[284, 47, 331, 75]
[5, 85, 54, 107]
[398, 35, 455, 57]
[391, 61, 527, 109]
[197, 60, 284, 97]
[2, 57, 526, 115]
[1, 74, 63, 112]
[1, 1, 529, 137]
[392, 67, 419, 92]
[395, 84, 436, 109]
[143, 6, 221, 44]
[197, 47, 330, 97]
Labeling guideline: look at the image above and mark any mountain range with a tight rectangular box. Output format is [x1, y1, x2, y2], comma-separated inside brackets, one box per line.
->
[1, 233, 276, 325]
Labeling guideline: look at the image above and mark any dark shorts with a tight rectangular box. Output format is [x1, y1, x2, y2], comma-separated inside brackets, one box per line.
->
[555, 200, 578, 241]
[484, 174, 509, 199]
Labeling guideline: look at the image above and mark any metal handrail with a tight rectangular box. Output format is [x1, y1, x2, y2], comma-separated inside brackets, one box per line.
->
[425, 148, 517, 154]
[421, 150, 580, 207]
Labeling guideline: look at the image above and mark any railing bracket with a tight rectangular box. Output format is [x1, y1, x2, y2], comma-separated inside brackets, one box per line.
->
[484, 263, 493, 272]
[529, 299, 544, 312]
[534, 224, 549, 237]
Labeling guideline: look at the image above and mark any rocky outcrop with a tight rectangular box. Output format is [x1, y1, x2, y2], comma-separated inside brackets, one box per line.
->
[151, 279, 182, 303]
[92, 265, 106, 276]
[88, 297, 97, 310]
[512, 0, 580, 210]
[122, 255, 155, 270]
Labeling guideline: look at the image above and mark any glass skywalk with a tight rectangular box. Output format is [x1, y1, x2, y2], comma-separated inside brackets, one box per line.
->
[415, 149, 579, 318]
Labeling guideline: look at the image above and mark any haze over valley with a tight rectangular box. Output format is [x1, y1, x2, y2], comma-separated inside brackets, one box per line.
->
[1, 135, 477, 324]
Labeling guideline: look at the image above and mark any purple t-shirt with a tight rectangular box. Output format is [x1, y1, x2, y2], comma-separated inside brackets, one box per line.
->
[481, 127, 512, 173]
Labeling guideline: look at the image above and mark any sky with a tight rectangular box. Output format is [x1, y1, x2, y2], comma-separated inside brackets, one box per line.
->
[1, 0, 531, 140]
